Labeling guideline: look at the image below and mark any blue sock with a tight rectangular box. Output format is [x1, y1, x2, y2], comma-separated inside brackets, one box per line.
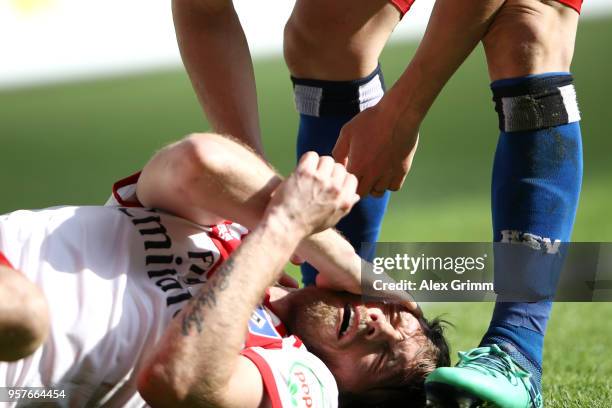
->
[480, 73, 583, 390]
[292, 66, 390, 286]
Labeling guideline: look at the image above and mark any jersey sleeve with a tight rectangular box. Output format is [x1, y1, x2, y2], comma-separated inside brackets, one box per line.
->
[240, 336, 338, 408]
[105, 171, 143, 207]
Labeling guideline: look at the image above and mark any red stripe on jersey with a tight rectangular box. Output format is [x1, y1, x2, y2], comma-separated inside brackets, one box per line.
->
[0, 251, 13, 268]
[211, 223, 243, 253]
[207, 228, 240, 278]
[389, 0, 416, 16]
[240, 349, 283, 408]
[246, 335, 284, 349]
[292, 337, 303, 348]
[112, 171, 143, 207]
[206, 234, 231, 279]
[207, 223, 246, 278]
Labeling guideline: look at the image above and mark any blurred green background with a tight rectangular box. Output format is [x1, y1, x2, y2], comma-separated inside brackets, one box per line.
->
[1, 16, 610, 407]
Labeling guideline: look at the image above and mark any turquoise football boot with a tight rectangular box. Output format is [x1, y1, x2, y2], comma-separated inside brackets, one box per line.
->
[425, 344, 543, 408]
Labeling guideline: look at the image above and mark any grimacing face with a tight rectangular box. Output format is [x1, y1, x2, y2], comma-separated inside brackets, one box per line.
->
[286, 287, 425, 392]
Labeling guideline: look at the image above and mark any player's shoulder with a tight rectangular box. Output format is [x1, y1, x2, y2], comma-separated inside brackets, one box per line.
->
[0, 206, 89, 230]
[242, 337, 339, 408]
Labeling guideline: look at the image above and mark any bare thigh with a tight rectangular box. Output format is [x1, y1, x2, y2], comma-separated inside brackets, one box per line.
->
[482, 0, 580, 81]
[284, 0, 402, 80]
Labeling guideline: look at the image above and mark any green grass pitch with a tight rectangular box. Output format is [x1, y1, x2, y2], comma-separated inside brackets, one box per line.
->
[0, 16, 610, 407]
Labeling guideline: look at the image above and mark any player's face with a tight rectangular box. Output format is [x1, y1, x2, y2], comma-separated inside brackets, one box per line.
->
[287, 287, 424, 392]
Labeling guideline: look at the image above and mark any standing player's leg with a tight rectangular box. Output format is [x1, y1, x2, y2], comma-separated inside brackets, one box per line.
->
[426, 1, 582, 407]
[284, 0, 410, 285]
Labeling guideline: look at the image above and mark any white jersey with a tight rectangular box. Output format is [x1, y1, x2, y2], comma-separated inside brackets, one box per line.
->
[0, 173, 338, 408]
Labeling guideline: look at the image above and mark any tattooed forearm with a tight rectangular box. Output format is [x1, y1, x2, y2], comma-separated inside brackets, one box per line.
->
[181, 257, 234, 336]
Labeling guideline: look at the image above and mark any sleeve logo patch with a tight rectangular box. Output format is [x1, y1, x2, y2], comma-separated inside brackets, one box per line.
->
[287, 362, 330, 408]
[248, 306, 281, 339]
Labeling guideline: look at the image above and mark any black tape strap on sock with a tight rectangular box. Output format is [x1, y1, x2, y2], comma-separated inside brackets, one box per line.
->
[492, 75, 580, 132]
[291, 65, 385, 117]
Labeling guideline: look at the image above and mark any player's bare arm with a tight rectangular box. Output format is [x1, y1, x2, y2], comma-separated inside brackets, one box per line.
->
[136, 135, 362, 291]
[0, 265, 49, 362]
[136, 133, 419, 312]
[137, 153, 359, 407]
[333, 0, 506, 196]
[172, 0, 264, 154]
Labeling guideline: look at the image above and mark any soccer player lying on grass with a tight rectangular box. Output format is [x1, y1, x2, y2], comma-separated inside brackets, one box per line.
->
[0, 133, 450, 407]
[176, 1, 583, 405]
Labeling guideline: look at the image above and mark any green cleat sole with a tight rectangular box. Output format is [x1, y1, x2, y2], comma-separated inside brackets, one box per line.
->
[426, 382, 499, 408]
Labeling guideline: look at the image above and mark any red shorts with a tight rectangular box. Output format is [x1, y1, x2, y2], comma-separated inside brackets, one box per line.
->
[390, 0, 582, 16]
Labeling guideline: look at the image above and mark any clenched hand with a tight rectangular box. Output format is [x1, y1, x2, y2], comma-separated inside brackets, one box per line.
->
[267, 152, 360, 236]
